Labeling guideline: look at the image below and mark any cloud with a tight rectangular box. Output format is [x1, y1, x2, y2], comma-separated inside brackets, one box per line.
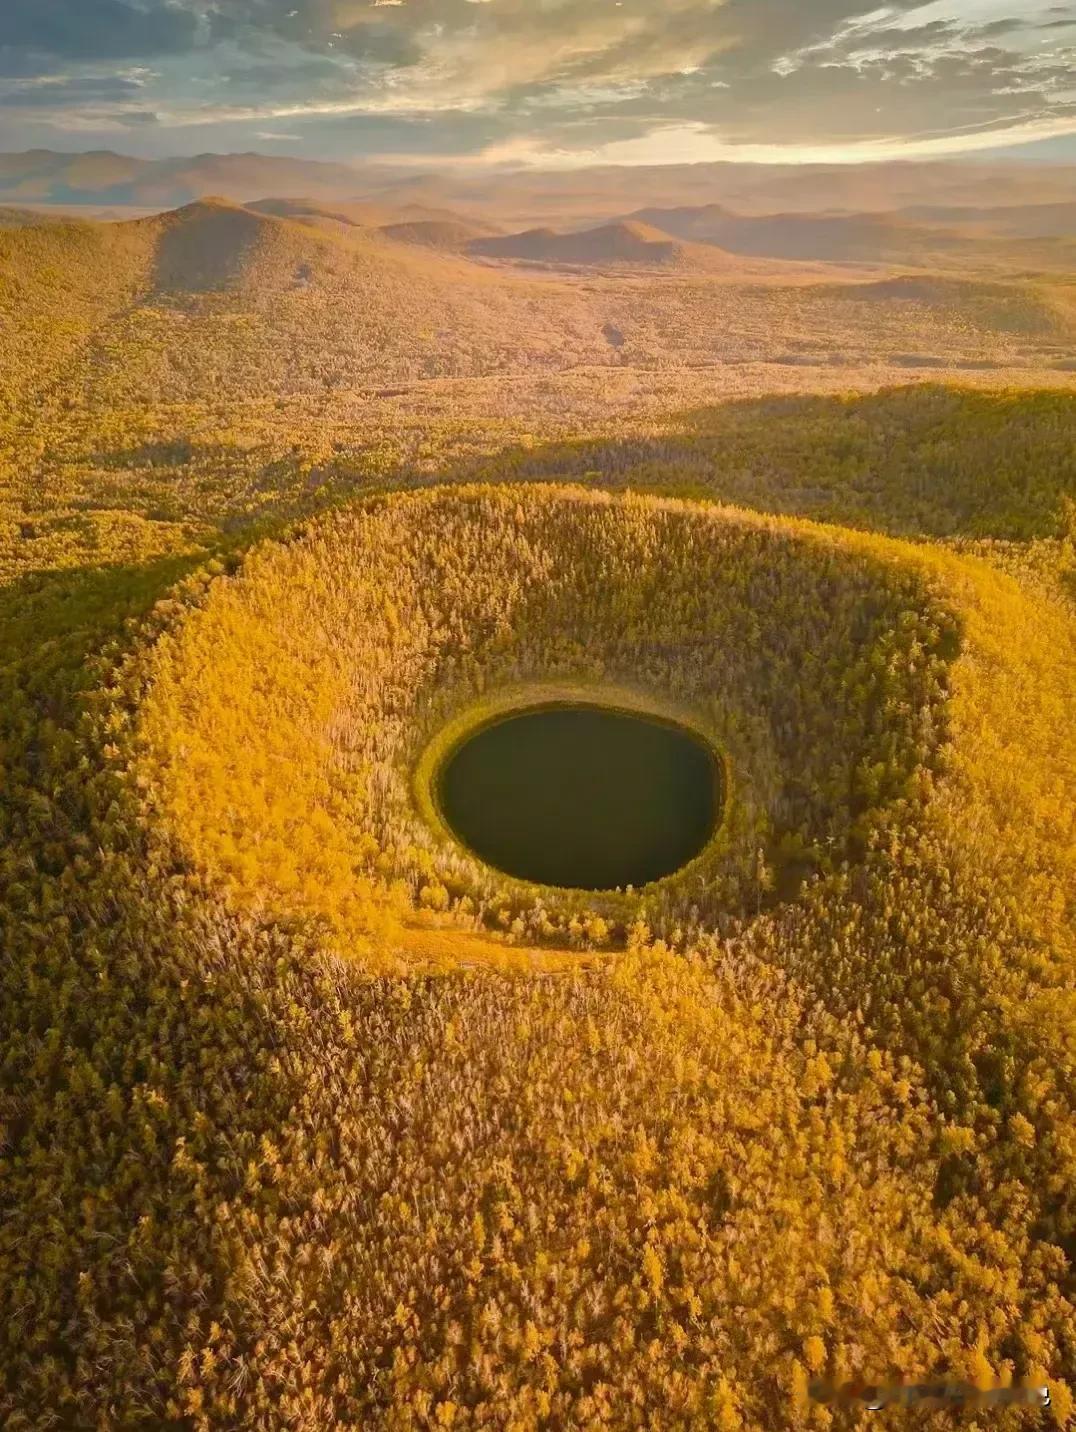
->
[0, 0, 197, 62]
[0, 69, 158, 104]
[506, 110, 1076, 169]
[2, 0, 1076, 165]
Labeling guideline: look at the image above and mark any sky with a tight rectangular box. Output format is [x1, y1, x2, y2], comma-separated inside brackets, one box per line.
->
[2, 0, 1076, 167]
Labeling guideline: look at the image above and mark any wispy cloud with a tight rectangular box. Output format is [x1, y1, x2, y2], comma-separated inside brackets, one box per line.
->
[2, 0, 1076, 164]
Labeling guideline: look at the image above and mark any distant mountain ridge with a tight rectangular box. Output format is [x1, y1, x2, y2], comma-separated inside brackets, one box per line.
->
[7, 149, 1076, 230]
[628, 205, 971, 264]
[623, 203, 1076, 272]
[0, 149, 371, 207]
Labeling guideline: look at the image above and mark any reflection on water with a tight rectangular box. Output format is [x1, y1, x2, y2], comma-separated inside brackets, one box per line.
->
[438, 705, 720, 890]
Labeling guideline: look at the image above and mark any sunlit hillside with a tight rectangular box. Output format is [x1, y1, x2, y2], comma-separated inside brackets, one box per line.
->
[470, 219, 737, 270]
[4, 197, 1076, 434]
[1, 156, 1075, 1429]
[2, 470, 1074, 1425]
[381, 218, 505, 250]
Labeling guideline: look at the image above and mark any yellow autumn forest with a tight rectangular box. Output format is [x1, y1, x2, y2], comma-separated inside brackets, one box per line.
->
[0, 185, 1075, 1430]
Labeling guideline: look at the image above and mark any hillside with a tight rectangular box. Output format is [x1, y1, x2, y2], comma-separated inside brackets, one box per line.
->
[0, 194, 1075, 1426]
[470, 219, 734, 270]
[2, 464, 1074, 1423]
[0, 214, 161, 423]
[3, 200, 1076, 442]
[146, 196, 283, 291]
[0, 199, 626, 414]
[381, 218, 504, 250]
[0, 204, 81, 228]
[828, 274, 1076, 338]
[247, 195, 393, 228]
[630, 204, 972, 264]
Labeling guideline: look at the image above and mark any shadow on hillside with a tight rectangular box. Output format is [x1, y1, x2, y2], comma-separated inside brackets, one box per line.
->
[68, 385, 1076, 563]
[0, 552, 209, 711]
[425, 383, 1076, 542]
[0, 554, 212, 870]
[152, 201, 266, 294]
[91, 438, 198, 469]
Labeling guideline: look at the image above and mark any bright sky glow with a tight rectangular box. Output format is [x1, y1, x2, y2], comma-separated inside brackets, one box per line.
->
[1, 0, 1075, 165]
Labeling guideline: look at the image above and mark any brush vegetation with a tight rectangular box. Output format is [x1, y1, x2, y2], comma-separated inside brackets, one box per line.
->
[2, 477, 1075, 1427]
[131, 488, 957, 958]
[0, 198, 1075, 1428]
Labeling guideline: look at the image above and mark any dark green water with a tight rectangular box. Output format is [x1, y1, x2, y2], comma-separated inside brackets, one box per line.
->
[438, 705, 721, 890]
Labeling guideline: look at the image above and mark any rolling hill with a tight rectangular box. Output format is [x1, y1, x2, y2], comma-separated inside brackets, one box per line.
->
[469, 219, 734, 270]
[148, 196, 283, 292]
[380, 218, 504, 250]
[3, 197, 1076, 436]
[627, 203, 1076, 275]
[0, 198, 613, 410]
[829, 274, 1076, 338]
[2, 158, 1076, 1422]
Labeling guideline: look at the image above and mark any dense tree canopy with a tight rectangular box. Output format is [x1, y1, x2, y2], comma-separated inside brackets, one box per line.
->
[1, 474, 1073, 1426]
[2, 204, 1075, 1430]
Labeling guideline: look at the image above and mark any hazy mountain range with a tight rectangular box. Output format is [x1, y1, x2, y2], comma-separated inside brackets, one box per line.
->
[5, 149, 1076, 232]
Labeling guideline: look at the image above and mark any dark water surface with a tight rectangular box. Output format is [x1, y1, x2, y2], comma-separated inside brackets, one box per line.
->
[438, 705, 720, 890]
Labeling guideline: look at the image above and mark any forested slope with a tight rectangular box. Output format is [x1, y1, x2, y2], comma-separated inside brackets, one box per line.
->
[0, 198, 1075, 1426]
[0, 466, 1074, 1426]
[4, 202, 1076, 434]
